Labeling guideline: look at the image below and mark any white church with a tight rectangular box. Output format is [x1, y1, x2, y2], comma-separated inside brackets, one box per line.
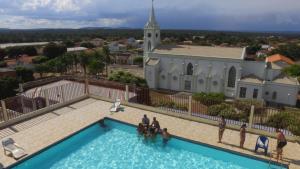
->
[143, 2, 300, 106]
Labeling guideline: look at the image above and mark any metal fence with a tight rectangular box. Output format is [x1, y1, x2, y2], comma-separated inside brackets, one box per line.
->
[0, 82, 85, 123]
[2, 76, 300, 138]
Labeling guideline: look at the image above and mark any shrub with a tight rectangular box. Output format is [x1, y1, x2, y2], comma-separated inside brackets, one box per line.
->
[0, 61, 7, 68]
[32, 56, 49, 64]
[108, 71, 147, 87]
[234, 99, 263, 116]
[133, 57, 143, 66]
[267, 112, 300, 135]
[208, 103, 248, 121]
[153, 100, 188, 111]
[192, 92, 225, 106]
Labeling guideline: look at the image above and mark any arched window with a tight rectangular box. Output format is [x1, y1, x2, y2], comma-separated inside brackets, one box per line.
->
[227, 66, 236, 88]
[187, 63, 193, 75]
[148, 41, 152, 51]
[272, 92, 277, 100]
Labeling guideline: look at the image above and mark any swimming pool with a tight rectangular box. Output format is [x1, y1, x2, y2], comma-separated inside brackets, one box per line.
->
[11, 119, 286, 169]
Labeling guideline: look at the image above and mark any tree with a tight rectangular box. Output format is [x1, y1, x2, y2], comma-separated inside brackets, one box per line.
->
[102, 46, 111, 76]
[63, 40, 75, 48]
[6, 47, 23, 59]
[80, 42, 95, 49]
[246, 44, 261, 55]
[108, 71, 147, 87]
[43, 43, 67, 59]
[78, 51, 92, 76]
[0, 48, 6, 61]
[0, 61, 7, 68]
[15, 67, 34, 82]
[88, 57, 105, 77]
[35, 63, 49, 78]
[283, 64, 300, 77]
[0, 77, 19, 99]
[133, 57, 143, 67]
[32, 56, 49, 64]
[23, 46, 37, 56]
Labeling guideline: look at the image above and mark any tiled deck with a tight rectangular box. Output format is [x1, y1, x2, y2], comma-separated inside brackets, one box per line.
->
[0, 98, 299, 169]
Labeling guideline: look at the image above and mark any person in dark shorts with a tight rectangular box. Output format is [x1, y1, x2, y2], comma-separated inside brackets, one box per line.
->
[142, 114, 150, 128]
[162, 128, 170, 145]
[240, 124, 246, 148]
[276, 128, 287, 161]
[218, 116, 226, 143]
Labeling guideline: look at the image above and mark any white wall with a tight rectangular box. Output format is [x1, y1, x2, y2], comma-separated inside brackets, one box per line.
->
[237, 82, 264, 100]
[241, 61, 266, 79]
[263, 82, 298, 106]
[152, 54, 242, 96]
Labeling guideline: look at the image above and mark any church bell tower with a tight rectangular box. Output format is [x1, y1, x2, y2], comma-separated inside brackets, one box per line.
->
[144, 0, 160, 56]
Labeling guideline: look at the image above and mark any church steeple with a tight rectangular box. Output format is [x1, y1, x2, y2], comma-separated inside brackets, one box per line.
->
[144, 0, 160, 54]
[145, 0, 159, 28]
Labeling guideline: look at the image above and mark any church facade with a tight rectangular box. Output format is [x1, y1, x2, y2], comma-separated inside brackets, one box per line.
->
[143, 3, 299, 106]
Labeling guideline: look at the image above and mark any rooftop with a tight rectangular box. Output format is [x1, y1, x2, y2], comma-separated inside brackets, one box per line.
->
[272, 74, 299, 85]
[240, 74, 263, 84]
[67, 47, 88, 52]
[153, 45, 245, 60]
[266, 54, 295, 65]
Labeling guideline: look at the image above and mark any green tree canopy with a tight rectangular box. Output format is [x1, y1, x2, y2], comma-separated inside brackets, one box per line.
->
[15, 66, 34, 82]
[0, 77, 19, 99]
[43, 42, 67, 59]
[80, 42, 95, 49]
[283, 64, 300, 77]
[32, 56, 49, 64]
[0, 48, 6, 60]
[23, 46, 37, 56]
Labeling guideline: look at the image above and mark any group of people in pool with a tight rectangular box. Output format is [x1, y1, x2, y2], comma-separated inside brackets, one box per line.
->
[218, 115, 287, 161]
[137, 114, 170, 144]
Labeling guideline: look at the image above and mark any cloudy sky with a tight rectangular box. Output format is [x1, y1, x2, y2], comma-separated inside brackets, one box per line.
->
[0, 0, 300, 31]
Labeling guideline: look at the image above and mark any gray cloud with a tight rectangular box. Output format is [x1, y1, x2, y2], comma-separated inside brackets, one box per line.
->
[0, 0, 299, 31]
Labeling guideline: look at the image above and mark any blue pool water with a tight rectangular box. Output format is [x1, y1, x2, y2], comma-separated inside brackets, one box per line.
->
[12, 119, 285, 169]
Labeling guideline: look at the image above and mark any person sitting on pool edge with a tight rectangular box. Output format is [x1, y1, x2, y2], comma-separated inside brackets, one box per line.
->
[142, 114, 150, 128]
[162, 128, 170, 144]
[150, 117, 160, 134]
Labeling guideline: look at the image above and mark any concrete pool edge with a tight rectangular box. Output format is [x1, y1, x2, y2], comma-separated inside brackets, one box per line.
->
[6, 119, 105, 169]
[7, 117, 287, 169]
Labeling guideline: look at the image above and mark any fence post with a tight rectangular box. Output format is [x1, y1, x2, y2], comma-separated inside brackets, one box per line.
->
[61, 85, 65, 103]
[85, 78, 90, 95]
[248, 105, 255, 129]
[188, 96, 192, 116]
[44, 89, 50, 107]
[1, 100, 9, 121]
[125, 85, 129, 102]
[19, 83, 24, 93]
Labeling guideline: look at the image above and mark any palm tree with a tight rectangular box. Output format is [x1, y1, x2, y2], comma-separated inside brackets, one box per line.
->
[102, 46, 111, 77]
[78, 51, 92, 93]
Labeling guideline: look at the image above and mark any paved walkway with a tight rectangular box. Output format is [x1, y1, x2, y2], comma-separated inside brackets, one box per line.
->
[0, 99, 299, 169]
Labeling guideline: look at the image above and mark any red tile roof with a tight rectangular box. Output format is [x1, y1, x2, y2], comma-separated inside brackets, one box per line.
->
[266, 54, 295, 65]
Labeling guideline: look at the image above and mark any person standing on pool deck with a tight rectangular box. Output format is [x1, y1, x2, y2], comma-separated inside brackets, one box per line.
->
[240, 124, 246, 148]
[276, 128, 287, 161]
[142, 114, 150, 128]
[218, 116, 226, 143]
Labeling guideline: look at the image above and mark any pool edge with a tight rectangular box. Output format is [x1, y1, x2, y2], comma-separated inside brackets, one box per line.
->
[6, 117, 289, 169]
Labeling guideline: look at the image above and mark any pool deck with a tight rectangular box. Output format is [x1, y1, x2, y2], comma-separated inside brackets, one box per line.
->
[0, 98, 300, 169]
